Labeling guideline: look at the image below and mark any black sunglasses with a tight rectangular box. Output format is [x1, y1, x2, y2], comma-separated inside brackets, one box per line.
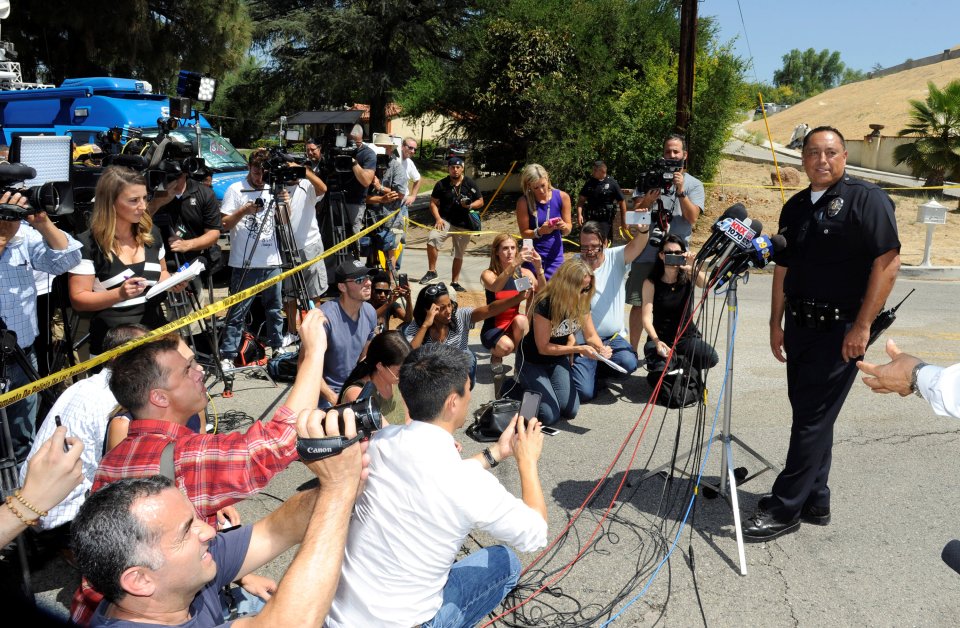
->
[373, 288, 391, 295]
[580, 284, 593, 294]
[425, 282, 448, 296]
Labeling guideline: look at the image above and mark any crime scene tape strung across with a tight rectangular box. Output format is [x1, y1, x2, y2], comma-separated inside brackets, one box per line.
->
[0, 210, 399, 408]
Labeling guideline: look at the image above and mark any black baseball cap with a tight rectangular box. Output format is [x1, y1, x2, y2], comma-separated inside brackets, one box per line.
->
[335, 259, 374, 283]
[448, 156, 464, 166]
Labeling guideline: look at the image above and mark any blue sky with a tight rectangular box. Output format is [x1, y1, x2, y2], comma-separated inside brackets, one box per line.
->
[702, 0, 960, 84]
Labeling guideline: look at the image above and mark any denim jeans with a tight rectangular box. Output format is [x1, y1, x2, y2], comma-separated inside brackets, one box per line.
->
[6, 346, 38, 466]
[571, 335, 639, 401]
[421, 545, 521, 628]
[220, 584, 267, 620]
[220, 267, 283, 357]
[516, 358, 578, 426]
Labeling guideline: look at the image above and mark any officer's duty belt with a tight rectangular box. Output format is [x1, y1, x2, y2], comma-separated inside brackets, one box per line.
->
[786, 298, 858, 331]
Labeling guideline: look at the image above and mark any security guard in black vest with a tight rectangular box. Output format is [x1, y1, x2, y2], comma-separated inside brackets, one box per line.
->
[148, 172, 223, 274]
[744, 126, 901, 541]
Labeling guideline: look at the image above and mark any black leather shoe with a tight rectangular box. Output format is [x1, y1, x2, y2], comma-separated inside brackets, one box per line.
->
[800, 504, 831, 526]
[742, 510, 800, 542]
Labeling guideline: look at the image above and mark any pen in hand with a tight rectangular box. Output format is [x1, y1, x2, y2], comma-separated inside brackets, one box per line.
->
[54, 415, 70, 453]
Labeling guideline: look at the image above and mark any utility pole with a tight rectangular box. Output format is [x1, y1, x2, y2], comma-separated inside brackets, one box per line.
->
[676, 0, 697, 135]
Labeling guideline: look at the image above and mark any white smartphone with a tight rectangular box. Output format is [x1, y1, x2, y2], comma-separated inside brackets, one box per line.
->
[541, 426, 560, 436]
[626, 211, 651, 225]
[522, 238, 533, 250]
[514, 276, 533, 291]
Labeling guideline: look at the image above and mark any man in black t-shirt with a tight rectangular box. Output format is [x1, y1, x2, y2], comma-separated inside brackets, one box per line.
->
[149, 172, 222, 273]
[576, 160, 626, 240]
[342, 124, 377, 243]
[419, 156, 483, 292]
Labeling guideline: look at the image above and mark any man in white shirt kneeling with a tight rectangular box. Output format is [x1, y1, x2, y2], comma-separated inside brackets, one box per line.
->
[327, 343, 548, 627]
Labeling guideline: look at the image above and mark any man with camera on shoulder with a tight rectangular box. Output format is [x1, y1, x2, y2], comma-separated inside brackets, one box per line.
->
[625, 134, 704, 350]
[147, 164, 222, 273]
[0, 188, 82, 466]
[343, 125, 377, 243]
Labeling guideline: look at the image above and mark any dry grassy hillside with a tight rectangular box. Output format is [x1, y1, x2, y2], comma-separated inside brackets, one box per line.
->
[744, 55, 960, 144]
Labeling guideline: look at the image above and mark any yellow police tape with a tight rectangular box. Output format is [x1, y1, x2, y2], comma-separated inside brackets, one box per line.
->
[0, 210, 400, 408]
[704, 181, 960, 192]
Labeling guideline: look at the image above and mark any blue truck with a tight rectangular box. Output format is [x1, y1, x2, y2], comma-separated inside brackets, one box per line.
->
[0, 77, 248, 199]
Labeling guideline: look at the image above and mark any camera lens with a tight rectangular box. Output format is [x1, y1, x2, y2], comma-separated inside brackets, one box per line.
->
[330, 396, 383, 437]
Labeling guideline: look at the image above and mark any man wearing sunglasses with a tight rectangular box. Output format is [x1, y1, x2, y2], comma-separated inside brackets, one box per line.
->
[571, 219, 650, 402]
[318, 260, 378, 406]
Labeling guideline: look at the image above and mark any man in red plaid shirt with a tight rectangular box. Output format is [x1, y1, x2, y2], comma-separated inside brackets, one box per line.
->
[71, 309, 328, 624]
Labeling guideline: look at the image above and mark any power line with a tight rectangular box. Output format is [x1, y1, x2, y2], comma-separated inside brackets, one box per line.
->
[734, 0, 760, 84]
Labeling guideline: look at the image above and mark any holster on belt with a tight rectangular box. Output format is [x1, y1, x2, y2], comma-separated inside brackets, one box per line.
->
[786, 298, 856, 331]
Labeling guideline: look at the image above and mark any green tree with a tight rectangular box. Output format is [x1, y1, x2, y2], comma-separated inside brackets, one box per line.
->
[772, 48, 852, 99]
[246, 0, 474, 134]
[398, 0, 744, 190]
[3, 0, 251, 93]
[893, 80, 960, 188]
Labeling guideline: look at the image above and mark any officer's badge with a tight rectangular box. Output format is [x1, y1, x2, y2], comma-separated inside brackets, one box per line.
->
[826, 197, 843, 218]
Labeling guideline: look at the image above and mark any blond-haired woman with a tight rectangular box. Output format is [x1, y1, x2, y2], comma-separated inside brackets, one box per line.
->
[515, 258, 611, 425]
[68, 166, 178, 355]
[516, 163, 572, 280]
[480, 233, 541, 374]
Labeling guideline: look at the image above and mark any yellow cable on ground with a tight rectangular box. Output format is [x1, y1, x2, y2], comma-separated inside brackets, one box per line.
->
[0, 210, 399, 408]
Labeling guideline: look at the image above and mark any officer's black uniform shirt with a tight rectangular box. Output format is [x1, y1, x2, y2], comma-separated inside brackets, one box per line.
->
[579, 176, 624, 215]
[775, 172, 899, 307]
[152, 178, 222, 267]
[431, 176, 482, 229]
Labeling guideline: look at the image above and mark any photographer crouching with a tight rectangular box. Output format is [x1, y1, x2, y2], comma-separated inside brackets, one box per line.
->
[0, 174, 82, 467]
[625, 134, 704, 351]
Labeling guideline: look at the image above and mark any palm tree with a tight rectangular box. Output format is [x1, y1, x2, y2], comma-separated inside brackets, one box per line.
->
[893, 80, 960, 188]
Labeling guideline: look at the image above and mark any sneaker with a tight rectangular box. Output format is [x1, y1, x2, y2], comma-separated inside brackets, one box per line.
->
[265, 346, 279, 360]
[281, 332, 299, 348]
[491, 363, 511, 376]
[419, 270, 438, 284]
[450, 282, 466, 293]
[220, 358, 235, 372]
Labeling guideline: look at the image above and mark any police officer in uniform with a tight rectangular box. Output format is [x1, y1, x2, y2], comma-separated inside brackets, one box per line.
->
[743, 126, 901, 541]
[576, 160, 627, 240]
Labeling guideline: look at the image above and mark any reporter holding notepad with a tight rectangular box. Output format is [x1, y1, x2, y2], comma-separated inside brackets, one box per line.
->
[68, 167, 184, 355]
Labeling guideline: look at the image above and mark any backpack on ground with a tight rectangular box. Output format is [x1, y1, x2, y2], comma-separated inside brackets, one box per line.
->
[646, 356, 704, 409]
[267, 350, 299, 382]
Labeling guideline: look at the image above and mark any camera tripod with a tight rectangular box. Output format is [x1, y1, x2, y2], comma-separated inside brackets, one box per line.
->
[637, 273, 779, 575]
[0, 329, 49, 598]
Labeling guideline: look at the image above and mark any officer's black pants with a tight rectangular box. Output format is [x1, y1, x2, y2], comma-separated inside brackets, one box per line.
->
[768, 314, 860, 520]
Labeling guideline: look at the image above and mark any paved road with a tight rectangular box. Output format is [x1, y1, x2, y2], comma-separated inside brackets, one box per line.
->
[23, 240, 960, 626]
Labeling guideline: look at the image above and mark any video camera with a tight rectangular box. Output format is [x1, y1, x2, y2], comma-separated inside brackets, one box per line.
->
[101, 126, 207, 195]
[0, 163, 65, 222]
[263, 147, 307, 186]
[636, 157, 684, 195]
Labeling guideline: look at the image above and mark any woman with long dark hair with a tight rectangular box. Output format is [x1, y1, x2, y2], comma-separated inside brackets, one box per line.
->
[339, 331, 411, 426]
[405, 282, 526, 387]
[515, 258, 611, 425]
[68, 166, 181, 355]
[480, 233, 541, 375]
[640, 234, 718, 372]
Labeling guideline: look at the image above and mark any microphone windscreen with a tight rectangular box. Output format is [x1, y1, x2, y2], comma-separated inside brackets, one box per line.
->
[748, 219, 763, 236]
[769, 234, 787, 251]
[723, 203, 748, 220]
[0, 162, 37, 181]
[942, 539, 960, 575]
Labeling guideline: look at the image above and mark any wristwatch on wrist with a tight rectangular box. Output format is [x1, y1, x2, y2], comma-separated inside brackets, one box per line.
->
[482, 447, 499, 468]
[910, 362, 928, 398]
[676, 190, 686, 198]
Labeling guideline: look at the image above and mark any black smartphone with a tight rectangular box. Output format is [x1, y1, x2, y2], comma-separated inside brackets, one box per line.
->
[398, 273, 409, 288]
[519, 391, 541, 422]
[664, 253, 685, 266]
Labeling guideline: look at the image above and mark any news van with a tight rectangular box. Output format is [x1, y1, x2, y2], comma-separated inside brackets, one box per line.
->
[0, 77, 248, 199]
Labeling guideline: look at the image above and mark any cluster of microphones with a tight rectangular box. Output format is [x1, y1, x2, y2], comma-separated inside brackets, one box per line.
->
[692, 203, 786, 290]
